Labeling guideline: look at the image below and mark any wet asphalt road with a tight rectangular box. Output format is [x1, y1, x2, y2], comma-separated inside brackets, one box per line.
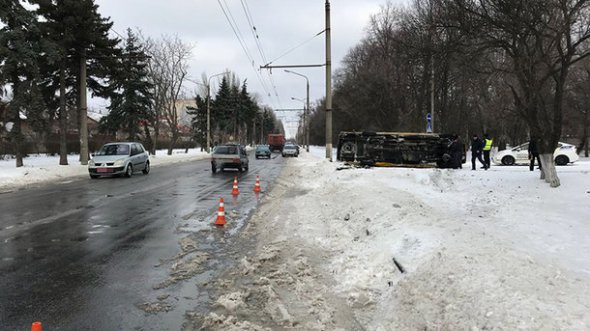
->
[0, 152, 285, 330]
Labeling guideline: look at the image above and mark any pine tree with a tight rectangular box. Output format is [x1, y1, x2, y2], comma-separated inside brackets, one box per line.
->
[211, 76, 233, 140]
[0, 0, 46, 167]
[35, 0, 78, 165]
[188, 95, 207, 151]
[238, 80, 259, 143]
[33, 0, 120, 164]
[101, 29, 153, 141]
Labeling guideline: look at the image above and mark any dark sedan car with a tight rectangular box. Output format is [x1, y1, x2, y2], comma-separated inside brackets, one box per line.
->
[255, 145, 272, 159]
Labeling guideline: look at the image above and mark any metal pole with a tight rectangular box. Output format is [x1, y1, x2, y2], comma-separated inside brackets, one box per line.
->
[430, 58, 434, 133]
[325, 0, 332, 160]
[430, 0, 435, 133]
[306, 79, 310, 152]
[285, 69, 311, 152]
[206, 84, 211, 152]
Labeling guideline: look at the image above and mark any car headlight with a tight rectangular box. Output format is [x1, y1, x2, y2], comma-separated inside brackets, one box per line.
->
[88, 160, 95, 166]
[114, 159, 125, 166]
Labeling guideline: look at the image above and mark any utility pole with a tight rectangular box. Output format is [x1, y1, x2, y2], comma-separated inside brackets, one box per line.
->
[325, 0, 333, 160]
[79, 48, 89, 165]
[429, 0, 435, 133]
[306, 79, 310, 152]
[260, 2, 330, 156]
[206, 84, 211, 152]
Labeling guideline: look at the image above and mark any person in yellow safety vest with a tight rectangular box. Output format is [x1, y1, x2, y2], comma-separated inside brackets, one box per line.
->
[482, 133, 493, 170]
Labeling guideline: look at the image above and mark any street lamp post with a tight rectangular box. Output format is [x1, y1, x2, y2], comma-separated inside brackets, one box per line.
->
[291, 97, 306, 146]
[285, 69, 310, 152]
[206, 72, 226, 153]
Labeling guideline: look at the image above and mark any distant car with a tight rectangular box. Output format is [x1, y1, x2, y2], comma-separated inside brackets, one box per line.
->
[211, 143, 249, 173]
[282, 144, 298, 157]
[493, 142, 579, 166]
[255, 145, 271, 159]
[284, 143, 299, 156]
[88, 142, 150, 178]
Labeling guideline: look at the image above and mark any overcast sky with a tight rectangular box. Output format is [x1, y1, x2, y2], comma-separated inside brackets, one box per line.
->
[95, 0, 409, 137]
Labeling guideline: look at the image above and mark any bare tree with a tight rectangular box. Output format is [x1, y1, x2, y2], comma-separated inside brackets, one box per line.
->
[144, 34, 192, 155]
[444, 0, 590, 187]
[566, 61, 590, 156]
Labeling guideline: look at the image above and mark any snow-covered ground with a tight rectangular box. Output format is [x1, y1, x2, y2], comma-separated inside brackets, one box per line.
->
[0, 148, 210, 192]
[197, 147, 590, 330]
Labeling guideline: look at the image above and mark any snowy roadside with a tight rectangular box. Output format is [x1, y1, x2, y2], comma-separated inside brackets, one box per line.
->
[0, 148, 210, 192]
[194, 148, 590, 330]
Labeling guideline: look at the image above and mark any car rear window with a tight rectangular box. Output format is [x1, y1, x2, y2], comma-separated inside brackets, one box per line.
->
[214, 146, 237, 154]
[284, 145, 295, 150]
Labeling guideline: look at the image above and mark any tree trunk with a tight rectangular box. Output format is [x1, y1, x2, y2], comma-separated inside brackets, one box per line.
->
[59, 61, 68, 165]
[585, 110, 589, 157]
[539, 154, 559, 187]
[152, 119, 159, 155]
[167, 131, 177, 155]
[14, 108, 23, 168]
[142, 122, 153, 154]
[79, 49, 89, 165]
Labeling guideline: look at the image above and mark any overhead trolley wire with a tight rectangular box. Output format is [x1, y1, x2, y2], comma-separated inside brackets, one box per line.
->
[239, 0, 282, 108]
[263, 29, 325, 67]
[217, 0, 278, 108]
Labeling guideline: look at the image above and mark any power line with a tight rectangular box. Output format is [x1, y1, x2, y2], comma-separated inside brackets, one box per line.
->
[238, 0, 282, 109]
[240, 0, 267, 64]
[264, 29, 325, 66]
[217, 0, 277, 108]
[222, 0, 255, 64]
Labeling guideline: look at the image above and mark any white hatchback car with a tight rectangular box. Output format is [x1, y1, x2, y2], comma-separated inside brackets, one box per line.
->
[493, 142, 578, 166]
[88, 142, 150, 178]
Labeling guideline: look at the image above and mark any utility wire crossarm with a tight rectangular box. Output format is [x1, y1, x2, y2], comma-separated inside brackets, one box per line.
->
[260, 64, 324, 69]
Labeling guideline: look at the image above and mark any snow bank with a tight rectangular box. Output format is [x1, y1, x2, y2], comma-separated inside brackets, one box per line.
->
[198, 147, 590, 330]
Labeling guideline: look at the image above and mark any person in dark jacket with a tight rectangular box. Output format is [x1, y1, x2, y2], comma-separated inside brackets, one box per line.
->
[449, 135, 465, 169]
[470, 134, 486, 170]
[528, 137, 541, 171]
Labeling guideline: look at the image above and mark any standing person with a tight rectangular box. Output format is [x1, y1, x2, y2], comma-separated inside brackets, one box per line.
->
[482, 133, 493, 169]
[528, 136, 541, 171]
[450, 135, 464, 169]
[470, 134, 486, 170]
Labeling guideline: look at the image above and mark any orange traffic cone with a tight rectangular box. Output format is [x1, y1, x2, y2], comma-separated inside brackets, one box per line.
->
[231, 176, 240, 195]
[214, 197, 226, 226]
[31, 322, 42, 331]
[253, 175, 261, 193]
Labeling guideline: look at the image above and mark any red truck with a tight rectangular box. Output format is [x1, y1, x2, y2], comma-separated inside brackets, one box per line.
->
[267, 133, 285, 152]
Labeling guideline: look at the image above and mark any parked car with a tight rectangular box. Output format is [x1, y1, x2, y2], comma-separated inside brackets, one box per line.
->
[282, 144, 298, 157]
[88, 142, 150, 178]
[493, 142, 579, 166]
[211, 143, 249, 173]
[255, 145, 272, 159]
